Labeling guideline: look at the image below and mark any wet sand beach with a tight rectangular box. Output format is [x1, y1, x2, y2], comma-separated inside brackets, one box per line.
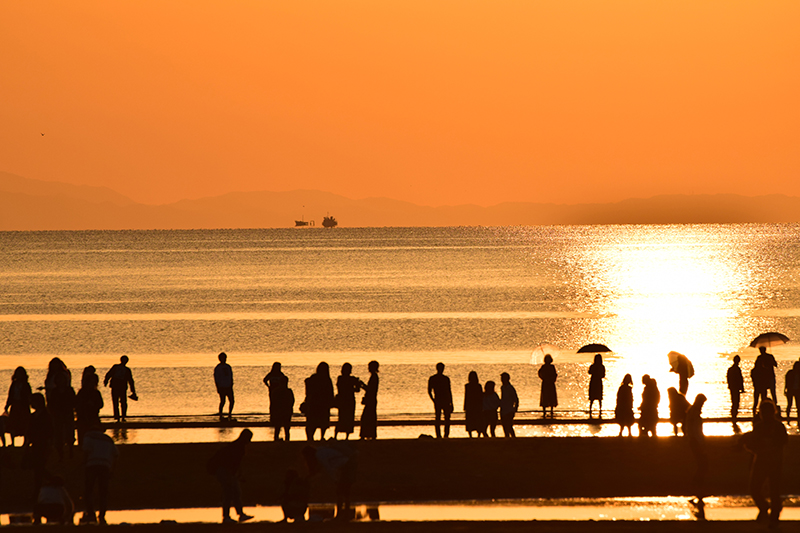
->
[3, 435, 800, 513]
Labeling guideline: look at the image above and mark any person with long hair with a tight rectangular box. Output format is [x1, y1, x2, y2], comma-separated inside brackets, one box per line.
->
[464, 371, 483, 438]
[615, 374, 635, 436]
[538, 354, 558, 418]
[303, 363, 334, 441]
[44, 357, 75, 460]
[75, 366, 103, 445]
[4, 366, 32, 447]
[334, 363, 362, 440]
[588, 354, 606, 418]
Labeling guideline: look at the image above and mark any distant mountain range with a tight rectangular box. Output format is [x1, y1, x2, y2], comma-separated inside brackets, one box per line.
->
[2, 171, 800, 230]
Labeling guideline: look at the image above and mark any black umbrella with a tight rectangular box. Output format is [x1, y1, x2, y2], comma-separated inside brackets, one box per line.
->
[749, 332, 790, 348]
[577, 343, 612, 353]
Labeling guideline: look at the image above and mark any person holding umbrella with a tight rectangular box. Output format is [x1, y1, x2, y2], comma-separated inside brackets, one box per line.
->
[668, 352, 694, 395]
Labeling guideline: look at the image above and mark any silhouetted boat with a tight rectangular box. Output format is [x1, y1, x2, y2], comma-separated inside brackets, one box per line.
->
[295, 220, 309, 227]
[322, 215, 338, 228]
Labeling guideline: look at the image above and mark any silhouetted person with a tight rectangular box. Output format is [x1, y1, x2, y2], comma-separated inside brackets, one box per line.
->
[638, 375, 660, 437]
[428, 363, 453, 438]
[743, 400, 787, 526]
[206, 429, 254, 524]
[685, 394, 708, 503]
[264, 362, 291, 440]
[303, 442, 357, 520]
[80, 428, 118, 525]
[103, 356, 136, 423]
[360, 361, 380, 440]
[335, 363, 362, 440]
[464, 371, 483, 438]
[481, 381, 500, 437]
[615, 374, 635, 436]
[784, 361, 800, 424]
[500, 372, 519, 438]
[280, 469, 309, 523]
[672, 354, 692, 395]
[44, 357, 75, 461]
[588, 354, 605, 418]
[25, 393, 54, 502]
[538, 354, 558, 418]
[214, 352, 235, 420]
[4, 366, 32, 447]
[75, 366, 103, 445]
[667, 387, 690, 436]
[33, 475, 74, 525]
[727, 355, 744, 421]
[756, 346, 778, 402]
[303, 362, 335, 441]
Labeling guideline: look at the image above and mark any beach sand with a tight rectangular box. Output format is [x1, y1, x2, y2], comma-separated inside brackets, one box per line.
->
[3, 435, 799, 514]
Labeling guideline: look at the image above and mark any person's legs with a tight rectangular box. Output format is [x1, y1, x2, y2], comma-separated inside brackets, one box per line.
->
[111, 390, 122, 421]
[443, 409, 451, 438]
[750, 467, 769, 521]
[731, 391, 740, 419]
[768, 470, 782, 524]
[227, 389, 235, 417]
[119, 391, 128, 420]
[83, 466, 98, 522]
[218, 390, 226, 417]
[434, 406, 443, 438]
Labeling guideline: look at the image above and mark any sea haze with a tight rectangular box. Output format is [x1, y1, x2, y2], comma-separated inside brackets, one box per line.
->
[1, 225, 799, 425]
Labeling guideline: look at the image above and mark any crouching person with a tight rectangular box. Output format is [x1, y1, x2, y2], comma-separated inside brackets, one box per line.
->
[81, 427, 118, 525]
[33, 475, 74, 525]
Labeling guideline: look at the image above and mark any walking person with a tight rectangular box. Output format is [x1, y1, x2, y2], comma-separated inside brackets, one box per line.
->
[303, 362, 335, 441]
[428, 363, 453, 438]
[103, 356, 136, 423]
[359, 361, 380, 440]
[726, 355, 745, 421]
[499, 372, 518, 438]
[481, 381, 500, 437]
[214, 352, 235, 420]
[206, 429, 254, 524]
[783, 361, 800, 424]
[334, 363, 362, 440]
[80, 428, 118, 525]
[538, 354, 558, 418]
[463, 371, 483, 438]
[588, 354, 605, 418]
[743, 400, 788, 526]
[638, 375, 660, 437]
[615, 374, 635, 436]
[75, 366, 103, 445]
[4, 366, 32, 447]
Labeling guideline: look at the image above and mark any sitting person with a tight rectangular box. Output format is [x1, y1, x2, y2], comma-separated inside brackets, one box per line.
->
[280, 469, 309, 523]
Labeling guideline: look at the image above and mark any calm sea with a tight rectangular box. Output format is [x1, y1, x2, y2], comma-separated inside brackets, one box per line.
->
[1, 225, 799, 438]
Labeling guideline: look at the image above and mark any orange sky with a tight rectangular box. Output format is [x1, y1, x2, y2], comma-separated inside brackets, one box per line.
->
[1, 1, 798, 207]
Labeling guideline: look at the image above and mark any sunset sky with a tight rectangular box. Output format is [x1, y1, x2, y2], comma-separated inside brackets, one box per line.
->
[1, 1, 798, 207]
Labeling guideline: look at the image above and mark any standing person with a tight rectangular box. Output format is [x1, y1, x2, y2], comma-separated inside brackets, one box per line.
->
[303, 362, 335, 441]
[638, 375, 660, 437]
[206, 429, 254, 524]
[751, 357, 770, 416]
[264, 362, 290, 439]
[44, 357, 75, 461]
[588, 354, 606, 418]
[427, 363, 453, 439]
[75, 366, 103, 445]
[359, 361, 380, 440]
[4, 366, 32, 447]
[214, 352, 235, 420]
[538, 354, 558, 418]
[80, 428, 118, 525]
[463, 371, 483, 438]
[103, 356, 136, 423]
[25, 393, 54, 502]
[743, 400, 788, 526]
[334, 363, 362, 440]
[481, 381, 501, 437]
[499, 372, 519, 438]
[672, 354, 693, 395]
[667, 387, 691, 436]
[783, 361, 800, 424]
[615, 374, 635, 436]
[726, 355, 745, 421]
[756, 346, 778, 402]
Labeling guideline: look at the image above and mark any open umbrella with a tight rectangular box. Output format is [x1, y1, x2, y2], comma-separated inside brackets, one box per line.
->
[577, 343, 612, 353]
[668, 351, 695, 378]
[531, 343, 560, 365]
[749, 332, 790, 348]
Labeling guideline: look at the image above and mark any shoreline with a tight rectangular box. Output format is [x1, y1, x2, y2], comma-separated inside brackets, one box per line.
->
[3, 436, 799, 514]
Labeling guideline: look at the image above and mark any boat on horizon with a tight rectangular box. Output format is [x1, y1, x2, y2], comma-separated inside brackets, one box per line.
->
[322, 215, 338, 228]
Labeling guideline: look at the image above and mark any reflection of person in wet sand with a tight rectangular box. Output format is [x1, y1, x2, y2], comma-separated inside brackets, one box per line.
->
[214, 353, 235, 420]
[428, 363, 453, 438]
[303, 363, 335, 442]
[464, 371, 483, 438]
[335, 363, 362, 440]
[359, 361, 380, 440]
[103, 356, 136, 423]
[588, 354, 605, 419]
[614, 374, 635, 437]
[726, 355, 744, 422]
[684, 393, 707, 510]
[638, 375, 660, 437]
[538, 355, 558, 418]
[742, 399, 787, 526]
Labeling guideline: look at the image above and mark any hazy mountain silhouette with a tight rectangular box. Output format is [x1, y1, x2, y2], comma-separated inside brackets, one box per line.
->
[3, 172, 800, 230]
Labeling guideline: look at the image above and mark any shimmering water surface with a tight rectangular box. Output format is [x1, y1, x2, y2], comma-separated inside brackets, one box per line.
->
[1, 225, 799, 436]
